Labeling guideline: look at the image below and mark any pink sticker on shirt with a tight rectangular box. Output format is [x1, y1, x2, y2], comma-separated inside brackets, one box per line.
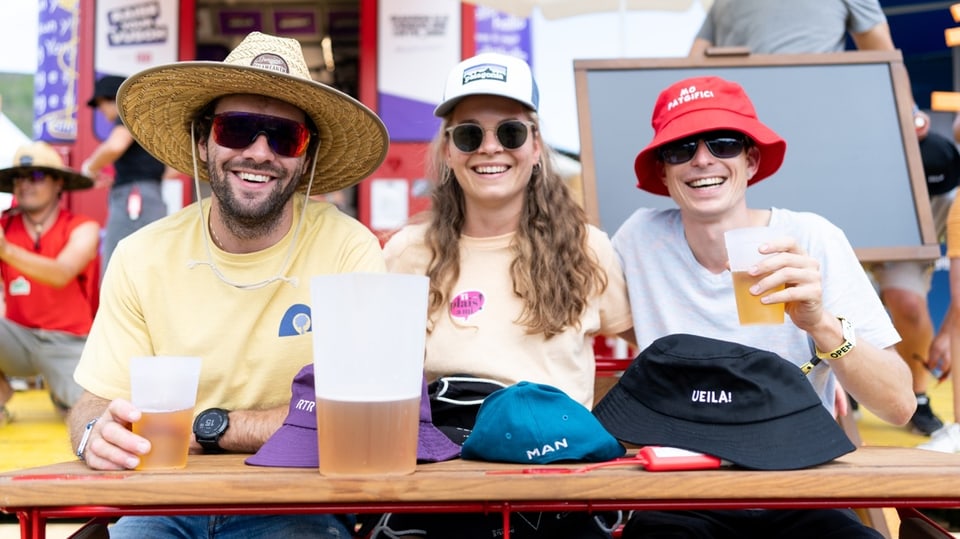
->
[450, 290, 484, 320]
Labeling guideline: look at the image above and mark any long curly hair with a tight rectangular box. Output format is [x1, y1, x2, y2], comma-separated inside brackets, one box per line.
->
[423, 113, 608, 338]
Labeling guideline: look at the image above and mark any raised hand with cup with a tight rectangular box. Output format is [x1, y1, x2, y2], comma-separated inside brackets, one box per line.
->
[724, 227, 785, 325]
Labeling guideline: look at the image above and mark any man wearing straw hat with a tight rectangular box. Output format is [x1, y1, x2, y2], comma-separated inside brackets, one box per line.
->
[67, 32, 388, 538]
[0, 141, 99, 424]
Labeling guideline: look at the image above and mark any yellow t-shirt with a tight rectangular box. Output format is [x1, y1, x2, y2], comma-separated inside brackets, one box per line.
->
[948, 196, 960, 258]
[384, 223, 633, 407]
[74, 195, 386, 412]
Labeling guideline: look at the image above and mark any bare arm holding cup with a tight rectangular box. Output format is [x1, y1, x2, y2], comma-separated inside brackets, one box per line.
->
[69, 391, 289, 471]
[68, 393, 146, 471]
[743, 234, 914, 422]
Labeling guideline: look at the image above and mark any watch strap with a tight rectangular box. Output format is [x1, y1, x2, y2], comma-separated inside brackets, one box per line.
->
[198, 438, 224, 453]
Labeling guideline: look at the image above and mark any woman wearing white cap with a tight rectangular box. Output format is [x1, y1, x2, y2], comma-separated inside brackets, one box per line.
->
[379, 52, 633, 539]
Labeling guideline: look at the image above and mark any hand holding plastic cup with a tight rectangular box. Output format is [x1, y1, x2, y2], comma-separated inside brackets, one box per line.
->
[724, 227, 785, 325]
[129, 356, 202, 470]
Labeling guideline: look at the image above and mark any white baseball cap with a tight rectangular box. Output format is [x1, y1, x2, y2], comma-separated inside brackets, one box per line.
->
[434, 53, 539, 117]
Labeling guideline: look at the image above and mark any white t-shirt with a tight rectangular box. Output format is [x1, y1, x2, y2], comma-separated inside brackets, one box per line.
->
[612, 206, 900, 415]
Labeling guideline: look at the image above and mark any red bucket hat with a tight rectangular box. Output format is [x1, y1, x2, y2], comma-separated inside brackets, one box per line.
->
[634, 76, 787, 196]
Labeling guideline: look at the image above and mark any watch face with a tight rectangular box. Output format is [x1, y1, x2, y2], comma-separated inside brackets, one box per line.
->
[195, 410, 228, 437]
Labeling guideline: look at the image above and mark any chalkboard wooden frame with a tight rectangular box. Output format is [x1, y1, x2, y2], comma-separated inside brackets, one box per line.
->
[573, 51, 938, 263]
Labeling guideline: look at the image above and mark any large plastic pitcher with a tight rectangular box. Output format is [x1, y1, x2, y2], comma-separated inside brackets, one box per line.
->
[310, 272, 428, 476]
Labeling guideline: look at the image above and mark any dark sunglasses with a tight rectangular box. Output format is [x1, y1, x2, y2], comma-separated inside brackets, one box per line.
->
[445, 120, 535, 153]
[13, 170, 47, 184]
[659, 131, 748, 165]
[212, 112, 312, 158]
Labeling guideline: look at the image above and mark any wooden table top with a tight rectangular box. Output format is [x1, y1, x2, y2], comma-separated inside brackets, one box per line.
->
[3, 446, 960, 510]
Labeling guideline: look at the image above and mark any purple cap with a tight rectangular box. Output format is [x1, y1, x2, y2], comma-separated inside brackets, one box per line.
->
[246, 364, 460, 467]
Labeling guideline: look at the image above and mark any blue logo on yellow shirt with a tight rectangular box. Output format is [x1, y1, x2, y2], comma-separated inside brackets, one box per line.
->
[279, 304, 312, 336]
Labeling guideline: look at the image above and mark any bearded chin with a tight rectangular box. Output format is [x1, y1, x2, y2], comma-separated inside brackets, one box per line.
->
[207, 163, 303, 235]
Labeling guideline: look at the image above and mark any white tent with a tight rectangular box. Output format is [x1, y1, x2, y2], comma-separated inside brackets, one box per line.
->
[0, 111, 30, 167]
[0, 110, 30, 211]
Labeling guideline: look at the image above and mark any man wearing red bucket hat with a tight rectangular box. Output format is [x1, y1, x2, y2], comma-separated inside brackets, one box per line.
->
[689, 0, 947, 439]
[612, 76, 915, 537]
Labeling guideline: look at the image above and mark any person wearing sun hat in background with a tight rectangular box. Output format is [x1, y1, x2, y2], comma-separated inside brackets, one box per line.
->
[378, 52, 633, 539]
[81, 74, 177, 280]
[0, 141, 99, 424]
[66, 31, 388, 538]
[611, 75, 915, 537]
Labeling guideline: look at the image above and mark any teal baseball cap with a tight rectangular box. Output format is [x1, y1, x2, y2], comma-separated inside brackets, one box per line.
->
[461, 381, 624, 464]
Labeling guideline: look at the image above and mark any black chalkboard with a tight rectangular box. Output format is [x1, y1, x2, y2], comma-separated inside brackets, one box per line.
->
[574, 51, 938, 263]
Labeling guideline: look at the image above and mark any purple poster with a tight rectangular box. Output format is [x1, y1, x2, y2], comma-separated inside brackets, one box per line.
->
[219, 10, 263, 35]
[473, 7, 532, 69]
[274, 10, 319, 35]
[35, 1, 79, 142]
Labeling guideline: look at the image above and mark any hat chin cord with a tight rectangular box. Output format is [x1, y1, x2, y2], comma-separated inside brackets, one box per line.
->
[185, 120, 319, 290]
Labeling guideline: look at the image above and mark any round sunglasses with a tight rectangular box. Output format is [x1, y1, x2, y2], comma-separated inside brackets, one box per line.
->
[445, 120, 535, 153]
[212, 112, 313, 158]
[658, 131, 748, 165]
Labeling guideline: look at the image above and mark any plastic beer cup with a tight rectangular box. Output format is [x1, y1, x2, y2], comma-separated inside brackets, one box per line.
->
[724, 227, 785, 325]
[129, 356, 202, 470]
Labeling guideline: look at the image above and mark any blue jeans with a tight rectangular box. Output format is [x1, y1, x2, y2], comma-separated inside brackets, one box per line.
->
[107, 514, 354, 538]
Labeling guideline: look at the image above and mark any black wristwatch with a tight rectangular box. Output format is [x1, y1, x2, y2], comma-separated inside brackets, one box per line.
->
[193, 408, 230, 453]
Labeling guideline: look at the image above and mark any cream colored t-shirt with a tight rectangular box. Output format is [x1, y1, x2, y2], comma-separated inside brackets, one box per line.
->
[384, 223, 633, 407]
[75, 195, 386, 412]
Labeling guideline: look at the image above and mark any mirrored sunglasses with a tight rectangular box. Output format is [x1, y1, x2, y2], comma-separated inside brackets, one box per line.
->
[659, 131, 748, 165]
[13, 170, 47, 184]
[212, 112, 312, 158]
[445, 120, 535, 153]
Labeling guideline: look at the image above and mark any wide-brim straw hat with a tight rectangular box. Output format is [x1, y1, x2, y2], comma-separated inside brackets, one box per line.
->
[117, 32, 388, 196]
[0, 141, 94, 193]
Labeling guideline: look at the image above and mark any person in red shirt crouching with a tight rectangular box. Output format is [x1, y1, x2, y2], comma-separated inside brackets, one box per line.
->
[0, 141, 99, 422]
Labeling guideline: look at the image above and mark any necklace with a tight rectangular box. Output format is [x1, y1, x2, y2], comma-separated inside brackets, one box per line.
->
[209, 222, 225, 250]
[21, 204, 59, 251]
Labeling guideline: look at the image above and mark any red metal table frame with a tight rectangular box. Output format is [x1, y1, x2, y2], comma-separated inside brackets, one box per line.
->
[5, 446, 960, 539]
